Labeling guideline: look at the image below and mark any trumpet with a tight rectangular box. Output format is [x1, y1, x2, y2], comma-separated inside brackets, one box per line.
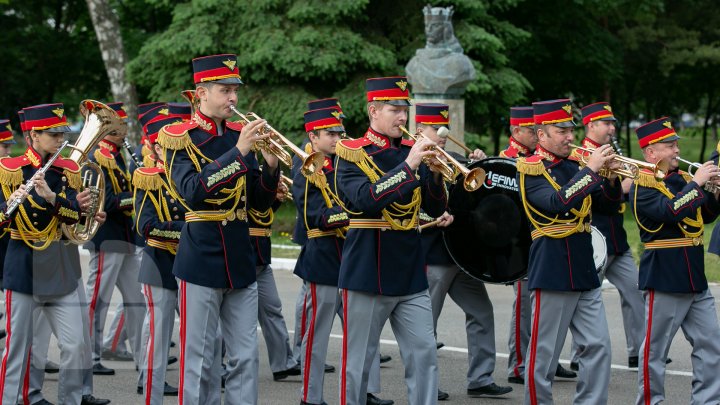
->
[675, 157, 720, 193]
[570, 144, 668, 181]
[229, 106, 324, 176]
[398, 125, 485, 192]
[280, 174, 294, 201]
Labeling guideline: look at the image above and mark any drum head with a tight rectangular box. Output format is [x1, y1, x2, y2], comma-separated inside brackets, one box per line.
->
[590, 226, 608, 273]
[443, 157, 530, 284]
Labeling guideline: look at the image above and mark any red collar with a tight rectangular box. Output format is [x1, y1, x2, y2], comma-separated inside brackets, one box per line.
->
[509, 137, 531, 155]
[24, 147, 43, 168]
[99, 139, 119, 154]
[322, 155, 334, 171]
[581, 137, 602, 149]
[364, 127, 391, 149]
[192, 110, 220, 136]
[535, 145, 562, 163]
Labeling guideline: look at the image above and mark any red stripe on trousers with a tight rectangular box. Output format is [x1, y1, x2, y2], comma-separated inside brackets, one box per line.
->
[145, 285, 155, 405]
[178, 281, 187, 405]
[89, 251, 106, 335]
[302, 284, 318, 401]
[513, 281, 524, 377]
[0, 290, 13, 400]
[643, 290, 655, 405]
[340, 289, 348, 405]
[111, 313, 125, 352]
[21, 347, 31, 405]
[528, 290, 541, 405]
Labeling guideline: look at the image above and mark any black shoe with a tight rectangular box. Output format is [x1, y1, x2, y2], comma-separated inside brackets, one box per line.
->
[366, 393, 394, 405]
[467, 383, 513, 397]
[436, 341, 445, 350]
[170, 340, 176, 348]
[438, 389, 449, 401]
[137, 382, 179, 396]
[101, 350, 134, 361]
[628, 356, 638, 368]
[555, 364, 577, 378]
[508, 375, 524, 384]
[167, 355, 177, 366]
[570, 361, 579, 371]
[273, 364, 301, 381]
[299, 402, 328, 405]
[44, 360, 59, 374]
[31, 400, 55, 405]
[379, 354, 392, 364]
[92, 363, 115, 376]
[666, 358, 672, 364]
[81, 395, 111, 405]
[0, 329, 5, 340]
[324, 364, 335, 373]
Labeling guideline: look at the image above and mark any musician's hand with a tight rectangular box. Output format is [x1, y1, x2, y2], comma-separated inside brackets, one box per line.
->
[586, 144, 616, 173]
[436, 211, 454, 228]
[468, 149, 486, 161]
[276, 182, 289, 202]
[236, 119, 269, 157]
[692, 161, 720, 187]
[621, 177, 634, 194]
[94, 210, 107, 225]
[260, 147, 280, 171]
[8, 184, 28, 205]
[605, 159, 623, 181]
[76, 189, 93, 212]
[406, 137, 439, 171]
[33, 173, 56, 205]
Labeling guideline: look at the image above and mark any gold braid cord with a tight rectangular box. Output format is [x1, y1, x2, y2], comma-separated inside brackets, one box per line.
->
[517, 157, 591, 239]
[249, 208, 274, 226]
[336, 142, 420, 231]
[633, 171, 703, 236]
[134, 181, 177, 255]
[1, 184, 59, 250]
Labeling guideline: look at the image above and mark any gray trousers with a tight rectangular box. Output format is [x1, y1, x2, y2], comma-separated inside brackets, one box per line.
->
[507, 279, 531, 379]
[140, 284, 177, 405]
[427, 264, 497, 388]
[25, 280, 94, 404]
[340, 289, 437, 405]
[301, 282, 340, 404]
[178, 280, 258, 405]
[524, 288, 610, 405]
[86, 249, 145, 366]
[103, 302, 129, 354]
[256, 265, 296, 373]
[636, 289, 720, 405]
[0, 290, 85, 405]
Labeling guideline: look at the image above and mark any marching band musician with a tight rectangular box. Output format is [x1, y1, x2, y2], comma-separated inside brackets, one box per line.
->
[157, 53, 279, 405]
[517, 99, 620, 405]
[571, 102, 645, 370]
[0, 119, 14, 292]
[415, 103, 514, 400]
[335, 77, 447, 405]
[133, 111, 188, 403]
[630, 118, 720, 405]
[0, 103, 98, 404]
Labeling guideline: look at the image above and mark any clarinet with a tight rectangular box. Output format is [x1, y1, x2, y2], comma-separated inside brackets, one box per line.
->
[123, 139, 143, 168]
[5, 140, 70, 217]
[611, 136, 624, 156]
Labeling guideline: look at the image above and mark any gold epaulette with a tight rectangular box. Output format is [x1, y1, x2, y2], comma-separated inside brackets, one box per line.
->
[141, 144, 152, 157]
[132, 167, 165, 191]
[635, 170, 661, 188]
[335, 138, 370, 163]
[680, 170, 693, 183]
[157, 122, 193, 151]
[94, 149, 118, 171]
[306, 170, 328, 189]
[0, 158, 24, 187]
[516, 156, 546, 176]
[63, 168, 82, 190]
[142, 154, 156, 168]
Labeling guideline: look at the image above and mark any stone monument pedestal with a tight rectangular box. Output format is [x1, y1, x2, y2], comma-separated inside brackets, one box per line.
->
[410, 97, 467, 156]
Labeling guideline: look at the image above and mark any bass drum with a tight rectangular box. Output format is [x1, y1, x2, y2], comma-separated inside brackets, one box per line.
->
[443, 157, 530, 284]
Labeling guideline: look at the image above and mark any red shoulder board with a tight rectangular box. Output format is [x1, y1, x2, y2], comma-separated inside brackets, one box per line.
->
[524, 155, 544, 163]
[501, 146, 519, 159]
[136, 167, 165, 176]
[96, 147, 114, 160]
[52, 157, 80, 172]
[163, 120, 197, 136]
[226, 121, 244, 132]
[0, 155, 30, 171]
[401, 139, 415, 147]
[339, 137, 372, 149]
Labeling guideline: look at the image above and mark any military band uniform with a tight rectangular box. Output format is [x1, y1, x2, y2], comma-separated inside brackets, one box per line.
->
[631, 118, 720, 405]
[0, 139, 86, 404]
[336, 120, 447, 404]
[499, 135, 533, 381]
[159, 100, 279, 404]
[248, 199, 299, 377]
[84, 138, 146, 368]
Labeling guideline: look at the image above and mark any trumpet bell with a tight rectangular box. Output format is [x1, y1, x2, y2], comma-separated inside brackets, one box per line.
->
[303, 151, 325, 176]
[462, 167, 487, 192]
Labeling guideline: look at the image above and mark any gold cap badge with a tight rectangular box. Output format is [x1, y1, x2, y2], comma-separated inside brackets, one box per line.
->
[663, 121, 672, 129]
[223, 60, 237, 71]
[440, 110, 449, 119]
[562, 104, 572, 116]
[395, 80, 408, 91]
[51, 108, 64, 118]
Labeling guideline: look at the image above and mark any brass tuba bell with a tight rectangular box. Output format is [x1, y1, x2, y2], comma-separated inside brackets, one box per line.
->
[61, 100, 126, 244]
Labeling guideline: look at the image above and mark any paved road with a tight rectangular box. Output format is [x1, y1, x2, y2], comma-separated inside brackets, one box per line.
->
[29, 254, 717, 404]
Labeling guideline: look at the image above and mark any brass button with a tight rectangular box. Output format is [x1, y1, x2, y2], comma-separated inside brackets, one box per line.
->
[61, 176, 67, 182]
[173, 215, 179, 220]
[32, 213, 37, 217]
[547, 169, 552, 173]
[172, 207, 178, 212]
[170, 198, 176, 203]
[201, 159, 206, 164]
[241, 196, 246, 202]
[221, 219, 228, 226]
[165, 190, 170, 195]
[33, 221, 38, 226]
